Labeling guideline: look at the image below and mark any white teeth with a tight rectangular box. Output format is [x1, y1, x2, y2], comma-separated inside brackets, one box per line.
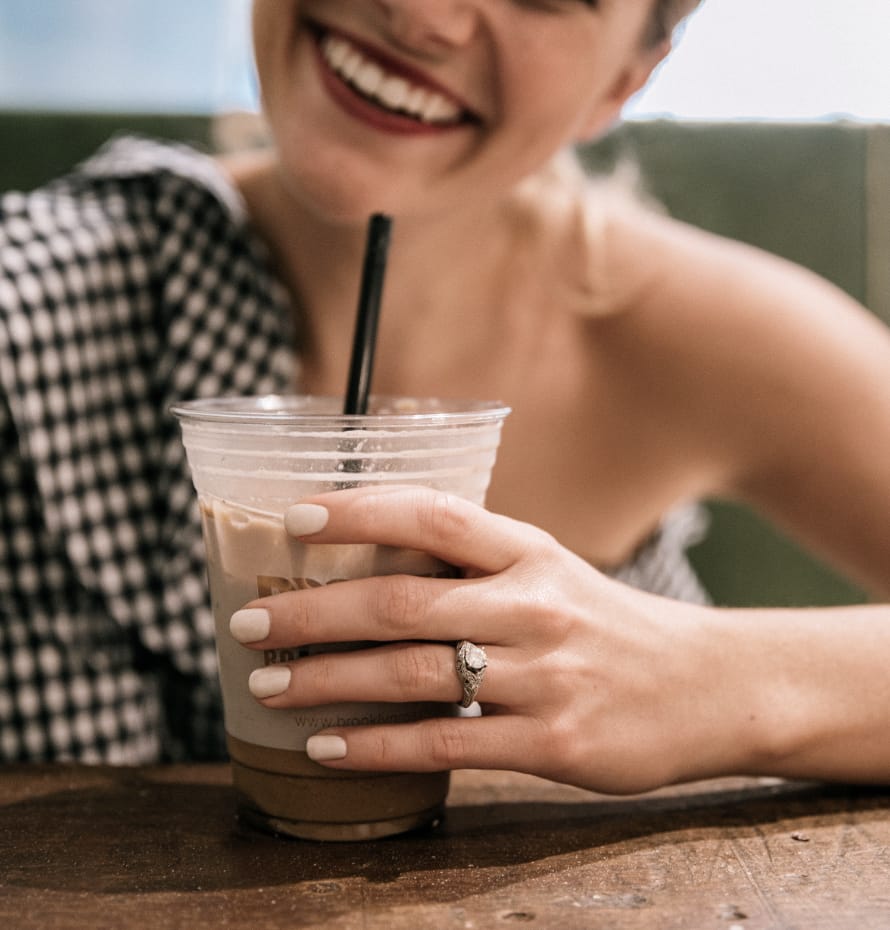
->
[320, 33, 462, 125]
[342, 50, 362, 81]
[378, 76, 408, 111]
[353, 61, 383, 96]
[327, 37, 349, 69]
[405, 87, 429, 113]
[422, 94, 455, 123]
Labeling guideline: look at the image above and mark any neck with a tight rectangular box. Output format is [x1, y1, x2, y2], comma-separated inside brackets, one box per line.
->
[234, 153, 524, 394]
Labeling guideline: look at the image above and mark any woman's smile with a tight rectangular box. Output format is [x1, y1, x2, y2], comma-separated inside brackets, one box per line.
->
[250, 0, 660, 219]
[310, 20, 481, 136]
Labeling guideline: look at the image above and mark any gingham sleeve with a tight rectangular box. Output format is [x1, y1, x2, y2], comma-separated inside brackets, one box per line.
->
[0, 137, 295, 762]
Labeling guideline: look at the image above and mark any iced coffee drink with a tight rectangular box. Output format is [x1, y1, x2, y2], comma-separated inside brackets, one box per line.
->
[173, 396, 509, 840]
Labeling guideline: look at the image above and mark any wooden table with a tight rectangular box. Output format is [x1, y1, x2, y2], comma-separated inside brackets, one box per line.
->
[1, 764, 888, 929]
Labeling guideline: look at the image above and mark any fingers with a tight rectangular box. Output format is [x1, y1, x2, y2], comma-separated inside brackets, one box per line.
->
[226, 485, 563, 784]
[304, 714, 535, 774]
[230, 484, 558, 650]
[283, 485, 540, 576]
[247, 642, 514, 708]
[232, 569, 522, 648]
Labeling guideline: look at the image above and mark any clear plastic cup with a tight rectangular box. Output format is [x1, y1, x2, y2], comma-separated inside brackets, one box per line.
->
[172, 395, 510, 840]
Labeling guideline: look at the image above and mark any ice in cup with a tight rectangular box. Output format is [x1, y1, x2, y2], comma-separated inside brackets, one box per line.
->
[172, 396, 510, 841]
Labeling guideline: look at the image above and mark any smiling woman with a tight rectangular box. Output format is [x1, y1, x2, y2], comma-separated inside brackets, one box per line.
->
[249, 0, 671, 223]
[2, 0, 890, 820]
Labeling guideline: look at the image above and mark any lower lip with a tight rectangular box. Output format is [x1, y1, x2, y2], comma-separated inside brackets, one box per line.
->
[311, 35, 464, 137]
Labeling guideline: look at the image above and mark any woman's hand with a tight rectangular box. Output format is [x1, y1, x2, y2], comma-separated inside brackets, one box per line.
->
[228, 486, 755, 794]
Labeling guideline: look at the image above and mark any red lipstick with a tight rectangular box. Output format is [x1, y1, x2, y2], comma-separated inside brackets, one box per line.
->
[310, 22, 477, 136]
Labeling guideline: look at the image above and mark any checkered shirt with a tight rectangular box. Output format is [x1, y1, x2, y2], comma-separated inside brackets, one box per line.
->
[0, 137, 294, 762]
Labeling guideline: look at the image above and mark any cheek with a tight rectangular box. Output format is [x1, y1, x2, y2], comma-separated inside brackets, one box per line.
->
[497, 35, 611, 145]
[251, 0, 298, 97]
[251, 0, 274, 65]
[506, 84, 604, 162]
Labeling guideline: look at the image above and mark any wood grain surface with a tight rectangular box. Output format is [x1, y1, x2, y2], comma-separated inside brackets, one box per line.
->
[1, 764, 888, 929]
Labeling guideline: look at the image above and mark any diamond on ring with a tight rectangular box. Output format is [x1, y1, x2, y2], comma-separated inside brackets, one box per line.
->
[455, 640, 488, 708]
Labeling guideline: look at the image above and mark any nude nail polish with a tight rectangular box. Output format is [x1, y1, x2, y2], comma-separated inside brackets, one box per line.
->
[284, 503, 330, 537]
[249, 665, 292, 699]
[306, 734, 347, 762]
[230, 607, 271, 643]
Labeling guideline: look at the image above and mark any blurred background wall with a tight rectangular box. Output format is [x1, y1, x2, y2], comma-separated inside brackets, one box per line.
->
[0, 0, 254, 113]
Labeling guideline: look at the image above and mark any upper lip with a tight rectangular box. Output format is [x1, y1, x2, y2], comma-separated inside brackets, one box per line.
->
[307, 18, 481, 121]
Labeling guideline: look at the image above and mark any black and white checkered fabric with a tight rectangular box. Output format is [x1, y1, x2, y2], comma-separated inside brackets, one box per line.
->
[0, 136, 708, 764]
[0, 137, 294, 762]
[606, 503, 712, 604]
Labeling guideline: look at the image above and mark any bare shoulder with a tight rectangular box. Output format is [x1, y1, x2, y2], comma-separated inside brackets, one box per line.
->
[590, 185, 871, 336]
[600, 194, 890, 390]
[213, 148, 279, 205]
[213, 149, 288, 252]
[598, 195, 890, 471]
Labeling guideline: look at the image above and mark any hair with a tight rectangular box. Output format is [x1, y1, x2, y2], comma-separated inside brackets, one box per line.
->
[646, 0, 701, 47]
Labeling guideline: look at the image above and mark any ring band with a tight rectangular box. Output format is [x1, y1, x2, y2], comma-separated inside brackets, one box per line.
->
[455, 640, 488, 708]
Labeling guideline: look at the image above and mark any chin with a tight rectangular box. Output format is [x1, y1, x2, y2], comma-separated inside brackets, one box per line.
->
[283, 166, 399, 227]
[275, 141, 439, 226]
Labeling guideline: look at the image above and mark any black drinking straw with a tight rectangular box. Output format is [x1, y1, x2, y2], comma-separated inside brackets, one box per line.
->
[343, 213, 393, 416]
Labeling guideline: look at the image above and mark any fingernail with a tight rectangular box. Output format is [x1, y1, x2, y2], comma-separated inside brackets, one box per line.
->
[248, 665, 292, 699]
[230, 607, 271, 643]
[284, 503, 329, 537]
[306, 734, 347, 762]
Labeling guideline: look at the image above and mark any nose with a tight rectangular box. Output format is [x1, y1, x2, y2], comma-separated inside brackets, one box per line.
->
[372, 0, 480, 52]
